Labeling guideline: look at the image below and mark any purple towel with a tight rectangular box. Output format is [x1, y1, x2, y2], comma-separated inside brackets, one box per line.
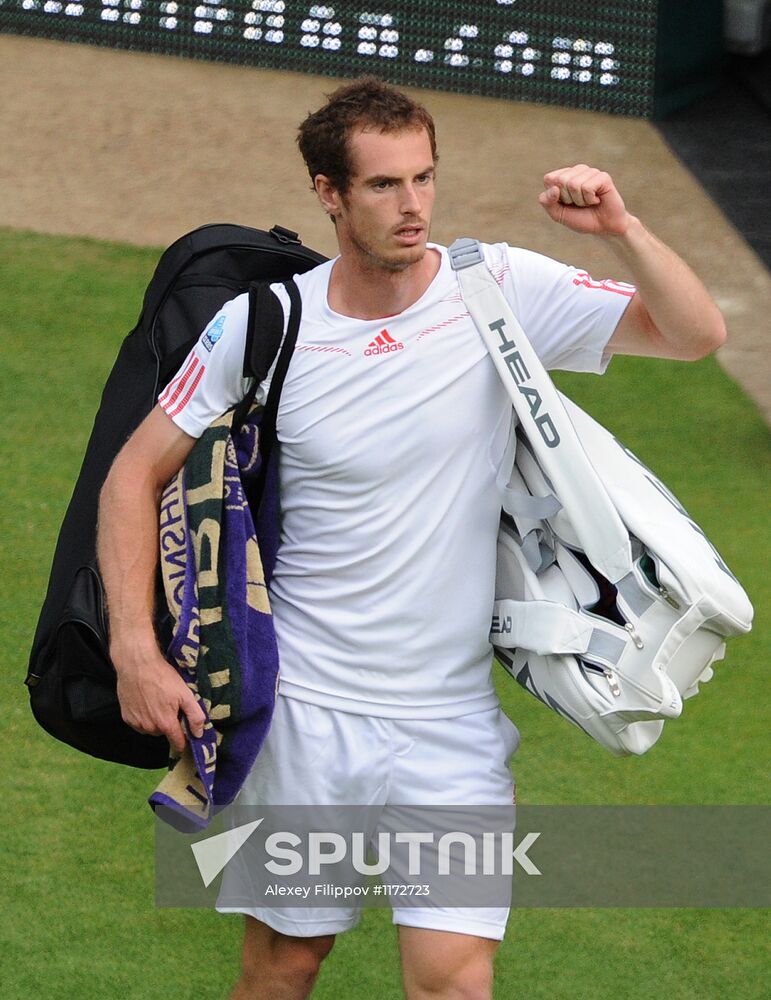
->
[150, 410, 280, 831]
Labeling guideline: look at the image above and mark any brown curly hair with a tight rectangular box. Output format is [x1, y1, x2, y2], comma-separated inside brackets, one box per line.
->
[297, 77, 438, 194]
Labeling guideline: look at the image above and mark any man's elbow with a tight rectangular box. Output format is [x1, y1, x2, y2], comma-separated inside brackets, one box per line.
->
[668, 304, 727, 361]
[710, 313, 728, 353]
[690, 313, 727, 360]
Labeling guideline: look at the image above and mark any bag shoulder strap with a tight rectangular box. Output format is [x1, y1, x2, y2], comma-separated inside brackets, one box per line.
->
[231, 278, 300, 435]
[256, 278, 302, 466]
[244, 280, 287, 383]
[449, 237, 632, 583]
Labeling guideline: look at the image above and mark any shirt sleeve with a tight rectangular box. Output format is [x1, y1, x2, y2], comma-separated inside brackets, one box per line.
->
[157, 292, 255, 438]
[495, 243, 635, 374]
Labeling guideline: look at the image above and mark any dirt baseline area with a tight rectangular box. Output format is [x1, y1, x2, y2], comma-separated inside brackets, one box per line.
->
[0, 33, 768, 422]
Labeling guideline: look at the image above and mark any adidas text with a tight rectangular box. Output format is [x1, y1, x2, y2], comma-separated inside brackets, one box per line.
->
[364, 342, 404, 357]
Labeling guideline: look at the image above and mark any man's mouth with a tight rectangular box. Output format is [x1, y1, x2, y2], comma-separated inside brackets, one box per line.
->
[394, 225, 424, 242]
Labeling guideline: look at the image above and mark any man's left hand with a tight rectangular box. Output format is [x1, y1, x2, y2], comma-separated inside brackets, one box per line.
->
[539, 165, 630, 237]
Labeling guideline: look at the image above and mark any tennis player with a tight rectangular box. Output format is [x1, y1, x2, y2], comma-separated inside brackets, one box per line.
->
[98, 78, 726, 999]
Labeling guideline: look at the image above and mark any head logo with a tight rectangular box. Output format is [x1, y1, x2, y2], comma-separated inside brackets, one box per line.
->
[364, 329, 404, 358]
[202, 314, 227, 353]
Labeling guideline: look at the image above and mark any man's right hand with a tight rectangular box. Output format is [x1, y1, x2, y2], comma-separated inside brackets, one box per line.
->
[114, 645, 207, 755]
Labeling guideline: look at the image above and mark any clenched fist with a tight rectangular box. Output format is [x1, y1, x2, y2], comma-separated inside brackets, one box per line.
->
[539, 164, 632, 237]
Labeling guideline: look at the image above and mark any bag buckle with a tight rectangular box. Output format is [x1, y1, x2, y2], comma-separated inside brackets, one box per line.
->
[449, 237, 484, 271]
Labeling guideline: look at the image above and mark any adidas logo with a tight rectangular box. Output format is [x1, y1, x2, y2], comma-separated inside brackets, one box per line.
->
[364, 329, 405, 357]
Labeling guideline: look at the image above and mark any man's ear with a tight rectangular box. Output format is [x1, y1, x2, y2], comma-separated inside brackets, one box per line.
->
[314, 174, 341, 218]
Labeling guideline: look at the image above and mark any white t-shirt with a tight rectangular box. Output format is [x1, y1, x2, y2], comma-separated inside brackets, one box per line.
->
[160, 242, 634, 718]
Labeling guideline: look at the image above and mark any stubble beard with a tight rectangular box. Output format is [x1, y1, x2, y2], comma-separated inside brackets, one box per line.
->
[346, 223, 429, 275]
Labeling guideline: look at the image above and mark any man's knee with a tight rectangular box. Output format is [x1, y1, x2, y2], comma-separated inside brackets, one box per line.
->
[235, 918, 336, 997]
[398, 927, 499, 1000]
[260, 930, 335, 981]
[408, 957, 494, 1000]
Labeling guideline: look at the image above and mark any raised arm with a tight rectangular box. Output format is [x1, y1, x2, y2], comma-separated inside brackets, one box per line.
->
[539, 164, 726, 361]
[97, 404, 206, 753]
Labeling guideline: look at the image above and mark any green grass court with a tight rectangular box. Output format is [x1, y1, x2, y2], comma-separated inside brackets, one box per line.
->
[0, 228, 768, 999]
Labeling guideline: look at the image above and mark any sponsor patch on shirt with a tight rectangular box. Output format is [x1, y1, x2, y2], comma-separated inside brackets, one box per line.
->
[202, 314, 227, 352]
[364, 329, 405, 357]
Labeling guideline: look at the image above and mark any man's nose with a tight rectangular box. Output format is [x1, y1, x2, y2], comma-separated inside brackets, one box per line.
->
[400, 183, 421, 214]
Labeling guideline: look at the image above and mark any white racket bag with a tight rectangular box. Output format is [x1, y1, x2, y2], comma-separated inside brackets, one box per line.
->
[450, 239, 754, 756]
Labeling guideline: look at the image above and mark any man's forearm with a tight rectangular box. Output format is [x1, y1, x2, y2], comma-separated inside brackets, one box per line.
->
[97, 405, 197, 666]
[603, 216, 726, 361]
[96, 415, 205, 751]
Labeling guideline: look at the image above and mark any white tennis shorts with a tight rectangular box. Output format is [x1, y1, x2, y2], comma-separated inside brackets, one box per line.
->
[217, 694, 520, 939]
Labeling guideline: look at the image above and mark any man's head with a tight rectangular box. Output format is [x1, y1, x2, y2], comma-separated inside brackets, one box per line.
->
[297, 76, 437, 196]
[298, 78, 439, 274]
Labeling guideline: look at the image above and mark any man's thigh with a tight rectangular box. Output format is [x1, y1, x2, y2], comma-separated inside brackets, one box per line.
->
[217, 696, 382, 935]
[385, 707, 518, 943]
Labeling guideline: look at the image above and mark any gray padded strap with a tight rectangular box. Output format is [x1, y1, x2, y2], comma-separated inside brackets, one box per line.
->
[616, 572, 656, 618]
[491, 598, 628, 666]
[502, 487, 561, 520]
[519, 532, 543, 575]
[491, 599, 593, 653]
[519, 531, 557, 575]
[583, 629, 628, 669]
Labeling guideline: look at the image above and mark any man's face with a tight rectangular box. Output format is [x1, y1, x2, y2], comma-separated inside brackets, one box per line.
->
[331, 126, 436, 273]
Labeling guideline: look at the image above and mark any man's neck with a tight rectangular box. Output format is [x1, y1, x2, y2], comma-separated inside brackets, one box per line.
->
[327, 248, 441, 320]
